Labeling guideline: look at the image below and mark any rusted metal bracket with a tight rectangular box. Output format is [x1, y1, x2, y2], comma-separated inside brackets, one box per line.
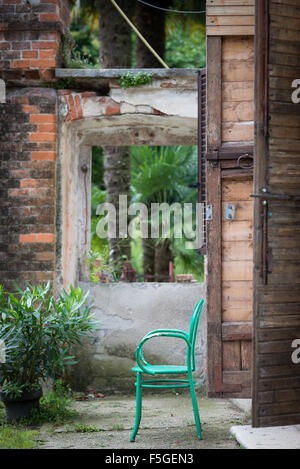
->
[251, 192, 300, 201]
[206, 146, 253, 161]
[251, 189, 284, 284]
[262, 200, 269, 284]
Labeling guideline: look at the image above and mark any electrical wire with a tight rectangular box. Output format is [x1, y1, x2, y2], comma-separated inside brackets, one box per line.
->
[136, 0, 206, 14]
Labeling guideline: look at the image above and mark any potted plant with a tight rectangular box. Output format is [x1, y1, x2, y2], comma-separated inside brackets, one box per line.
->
[0, 283, 97, 423]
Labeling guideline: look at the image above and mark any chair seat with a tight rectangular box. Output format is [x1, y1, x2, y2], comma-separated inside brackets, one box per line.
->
[132, 364, 188, 375]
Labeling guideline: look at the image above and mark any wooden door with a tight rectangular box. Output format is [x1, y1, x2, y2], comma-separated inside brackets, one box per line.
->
[252, 0, 300, 427]
[206, 36, 254, 397]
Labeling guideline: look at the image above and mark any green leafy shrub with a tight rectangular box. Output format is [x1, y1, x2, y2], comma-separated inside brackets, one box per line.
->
[24, 380, 77, 425]
[0, 283, 98, 397]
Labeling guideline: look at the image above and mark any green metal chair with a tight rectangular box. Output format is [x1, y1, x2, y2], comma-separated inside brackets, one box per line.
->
[130, 299, 205, 442]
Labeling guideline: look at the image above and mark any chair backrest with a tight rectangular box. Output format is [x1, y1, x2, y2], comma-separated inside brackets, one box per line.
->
[188, 299, 205, 371]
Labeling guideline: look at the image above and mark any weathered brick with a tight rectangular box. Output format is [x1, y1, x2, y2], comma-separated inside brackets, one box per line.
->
[39, 68, 55, 80]
[32, 40, 59, 50]
[58, 89, 71, 96]
[30, 114, 57, 124]
[36, 251, 55, 261]
[82, 91, 96, 97]
[39, 13, 60, 22]
[106, 99, 121, 116]
[30, 58, 56, 68]
[10, 96, 29, 105]
[10, 169, 31, 179]
[0, 43, 10, 50]
[74, 94, 83, 118]
[68, 94, 76, 119]
[30, 132, 56, 142]
[20, 234, 37, 243]
[37, 123, 57, 132]
[20, 179, 37, 188]
[37, 233, 54, 243]
[39, 49, 57, 59]
[26, 142, 56, 151]
[31, 151, 57, 161]
[9, 188, 30, 197]
[39, 32, 58, 40]
[1, 50, 21, 60]
[4, 31, 23, 41]
[32, 3, 57, 13]
[22, 104, 39, 113]
[11, 59, 30, 69]
[24, 70, 41, 80]
[22, 50, 38, 59]
[12, 42, 31, 50]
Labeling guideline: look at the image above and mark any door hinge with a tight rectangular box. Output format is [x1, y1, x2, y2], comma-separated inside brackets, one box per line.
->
[206, 205, 213, 221]
[225, 204, 235, 221]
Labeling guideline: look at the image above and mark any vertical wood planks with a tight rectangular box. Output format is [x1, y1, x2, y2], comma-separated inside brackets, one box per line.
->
[253, 0, 300, 427]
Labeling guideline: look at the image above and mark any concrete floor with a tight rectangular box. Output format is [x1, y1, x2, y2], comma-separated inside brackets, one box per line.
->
[231, 424, 300, 449]
[38, 392, 250, 449]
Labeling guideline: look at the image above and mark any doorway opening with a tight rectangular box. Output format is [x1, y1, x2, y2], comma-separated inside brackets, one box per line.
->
[89, 145, 204, 284]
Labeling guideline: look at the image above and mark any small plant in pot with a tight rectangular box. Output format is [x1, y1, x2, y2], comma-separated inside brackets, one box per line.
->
[0, 283, 97, 423]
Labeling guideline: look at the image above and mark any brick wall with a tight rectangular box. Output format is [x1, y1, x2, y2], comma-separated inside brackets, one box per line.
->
[0, 0, 72, 290]
[0, 0, 71, 84]
[0, 87, 57, 290]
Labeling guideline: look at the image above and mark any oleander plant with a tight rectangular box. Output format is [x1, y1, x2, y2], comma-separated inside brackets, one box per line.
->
[0, 283, 97, 399]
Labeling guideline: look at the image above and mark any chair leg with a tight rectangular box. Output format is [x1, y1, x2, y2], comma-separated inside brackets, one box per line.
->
[130, 372, 142, 442]
[189, 374, 202, 440]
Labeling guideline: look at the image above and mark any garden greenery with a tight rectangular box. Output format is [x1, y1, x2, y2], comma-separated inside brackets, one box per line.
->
[118, 72, 152, 89]
[0, 283, 98, 397]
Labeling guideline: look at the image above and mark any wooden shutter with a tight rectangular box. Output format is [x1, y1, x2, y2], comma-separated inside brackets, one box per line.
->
[252, 0, 300, 427]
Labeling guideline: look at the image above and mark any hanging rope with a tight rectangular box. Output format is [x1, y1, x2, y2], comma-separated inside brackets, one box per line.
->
[136, 0, 206, 15]
[109, 0, 169, 69]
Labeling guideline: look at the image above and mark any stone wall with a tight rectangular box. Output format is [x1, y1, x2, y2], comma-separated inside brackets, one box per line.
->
[68, 282, 206, 393]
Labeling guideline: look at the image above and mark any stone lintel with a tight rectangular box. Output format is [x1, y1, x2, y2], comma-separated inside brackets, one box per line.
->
[55, 68, 201, 80]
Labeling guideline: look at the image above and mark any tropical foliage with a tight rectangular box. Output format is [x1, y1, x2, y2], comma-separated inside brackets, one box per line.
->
[130, 146, 203, 281]
[131, 145, 197, 205]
